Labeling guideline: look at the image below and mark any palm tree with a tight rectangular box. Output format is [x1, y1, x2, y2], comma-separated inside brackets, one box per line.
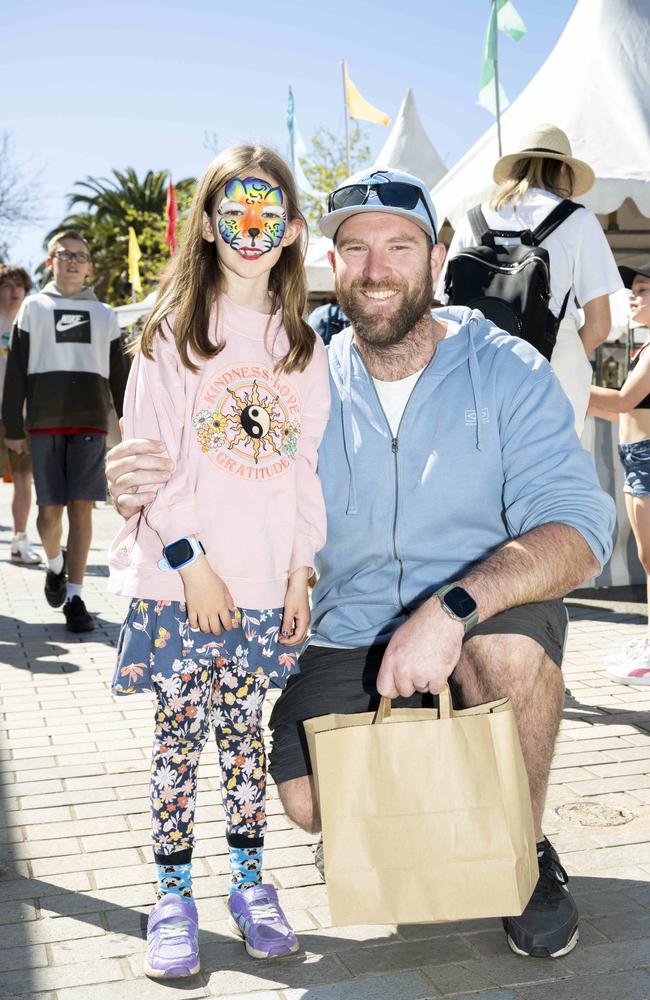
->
[44, 168, 195, 303]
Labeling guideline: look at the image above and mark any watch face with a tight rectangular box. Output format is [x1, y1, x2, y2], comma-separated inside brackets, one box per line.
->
[165, 537, 195, 568]
[444, 586, 477, 619]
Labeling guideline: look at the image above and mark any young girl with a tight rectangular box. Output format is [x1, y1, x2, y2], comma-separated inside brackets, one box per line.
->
[589, 263, 650, 685]
[109, 145, 330, 978]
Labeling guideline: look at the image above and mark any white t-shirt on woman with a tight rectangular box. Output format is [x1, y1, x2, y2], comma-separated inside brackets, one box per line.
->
[436, 188, 622, 323]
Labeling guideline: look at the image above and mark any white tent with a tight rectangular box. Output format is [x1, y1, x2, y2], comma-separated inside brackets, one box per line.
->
[115, 290, 157, 329]
[432, 0, 650, 269]
[305, 235, 334, 294]
[373, 89, 447, 190]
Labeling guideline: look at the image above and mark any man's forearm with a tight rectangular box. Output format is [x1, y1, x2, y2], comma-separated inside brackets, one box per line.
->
[457, 523, 600, 623]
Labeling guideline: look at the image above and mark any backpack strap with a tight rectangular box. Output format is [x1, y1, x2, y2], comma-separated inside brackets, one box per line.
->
[467, 205, 496, 248]
[467, 205, 535, 247]
[531, 200, 583, 245]
[556, 288, 572, 326]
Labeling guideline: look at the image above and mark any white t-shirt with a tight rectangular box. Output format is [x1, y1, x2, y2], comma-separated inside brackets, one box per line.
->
[437, 188, 622, 323]
[372, 319, 460, 436]
[373, 367, 424, 436]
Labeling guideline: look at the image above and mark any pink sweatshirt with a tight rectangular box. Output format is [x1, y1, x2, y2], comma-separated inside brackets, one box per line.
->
[108, 295, 330, 609]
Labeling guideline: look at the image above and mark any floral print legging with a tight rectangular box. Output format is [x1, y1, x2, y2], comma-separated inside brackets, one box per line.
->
[150, 653, 270, 858]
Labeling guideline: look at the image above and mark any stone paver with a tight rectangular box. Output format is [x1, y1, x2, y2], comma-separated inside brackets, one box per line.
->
[1, 497, 649, 998]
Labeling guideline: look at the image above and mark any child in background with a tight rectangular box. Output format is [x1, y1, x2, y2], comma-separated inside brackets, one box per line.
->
[109, 145, 330, 978]
[589, 263, 650, 684]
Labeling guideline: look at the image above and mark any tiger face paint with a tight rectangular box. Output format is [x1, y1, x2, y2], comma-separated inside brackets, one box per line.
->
[217, 176, 287, 260]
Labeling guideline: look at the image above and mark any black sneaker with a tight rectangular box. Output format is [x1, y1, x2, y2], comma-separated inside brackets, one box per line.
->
[503, 837, 579, 958]
[44, 552, 67, 608]
[63, 595, 95, 633]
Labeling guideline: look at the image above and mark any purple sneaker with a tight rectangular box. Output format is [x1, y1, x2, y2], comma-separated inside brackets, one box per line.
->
[228, 883, 299, 959]
[144, 894, 200, 978]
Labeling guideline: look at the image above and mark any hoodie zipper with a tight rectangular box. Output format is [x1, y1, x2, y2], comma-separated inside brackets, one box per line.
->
[365, 366, 428, 614]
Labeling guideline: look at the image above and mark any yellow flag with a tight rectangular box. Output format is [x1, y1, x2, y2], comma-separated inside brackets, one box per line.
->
[128, 226, 142, 294]
[344, 63, 390, 126]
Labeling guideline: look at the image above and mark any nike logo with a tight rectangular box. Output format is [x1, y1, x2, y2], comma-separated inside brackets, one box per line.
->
[56, 315, 86, 332]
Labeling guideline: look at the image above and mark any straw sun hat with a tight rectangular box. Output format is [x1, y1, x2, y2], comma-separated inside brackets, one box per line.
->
[493, 123, 595, 196]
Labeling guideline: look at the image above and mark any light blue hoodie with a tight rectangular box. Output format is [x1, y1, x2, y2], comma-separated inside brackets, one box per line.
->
[310, 306, 615, 649]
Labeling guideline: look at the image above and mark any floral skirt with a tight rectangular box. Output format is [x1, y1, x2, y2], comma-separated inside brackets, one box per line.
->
[112, 599, 298, 695]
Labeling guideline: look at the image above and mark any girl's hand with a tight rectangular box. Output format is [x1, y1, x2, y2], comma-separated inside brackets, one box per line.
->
[280, 566, 311, 645]
[179, 555, 236, 634]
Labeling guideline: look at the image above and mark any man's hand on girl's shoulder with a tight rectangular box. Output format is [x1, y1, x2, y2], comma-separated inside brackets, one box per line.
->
[105, 437, 173, 517]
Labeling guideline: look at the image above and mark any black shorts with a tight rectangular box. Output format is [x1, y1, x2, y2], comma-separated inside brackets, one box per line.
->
[30, 432, 107, 506]
[268, 598, 567, 786]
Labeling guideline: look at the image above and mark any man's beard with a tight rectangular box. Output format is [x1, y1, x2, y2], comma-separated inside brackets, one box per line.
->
[336, 264, 433, 348]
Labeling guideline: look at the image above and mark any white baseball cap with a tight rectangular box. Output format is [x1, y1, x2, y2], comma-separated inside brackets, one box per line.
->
[320, 168, 438, 241]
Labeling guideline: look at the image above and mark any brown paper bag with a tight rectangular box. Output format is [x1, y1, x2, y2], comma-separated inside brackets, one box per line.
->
[303, 685, 538, 925]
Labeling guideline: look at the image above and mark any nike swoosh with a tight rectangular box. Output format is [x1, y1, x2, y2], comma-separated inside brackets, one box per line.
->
[56, 316, 86, 332]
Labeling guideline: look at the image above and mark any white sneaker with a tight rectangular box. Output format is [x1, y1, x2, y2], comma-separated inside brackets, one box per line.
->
[607, 645, 650, 686]
[603, 636, 648, 668]
[10, 533, 42, 565]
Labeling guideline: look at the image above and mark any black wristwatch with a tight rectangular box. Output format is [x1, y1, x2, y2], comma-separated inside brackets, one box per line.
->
[435, 584, 479, 635]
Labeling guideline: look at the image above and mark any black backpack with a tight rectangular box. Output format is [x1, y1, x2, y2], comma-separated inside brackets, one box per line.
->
[314, 303, 348, 346]
[444, 199, 582, 361]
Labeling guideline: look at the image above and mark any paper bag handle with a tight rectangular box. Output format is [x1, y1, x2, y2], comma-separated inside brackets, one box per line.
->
[373, 683, 453, 724]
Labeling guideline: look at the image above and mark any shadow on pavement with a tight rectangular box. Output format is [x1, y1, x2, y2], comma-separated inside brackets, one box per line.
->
[566, 601, 646, 626]
[1, 872, 649, 997]
[0, 609, 120, 672]
[564, 690, 650, 738]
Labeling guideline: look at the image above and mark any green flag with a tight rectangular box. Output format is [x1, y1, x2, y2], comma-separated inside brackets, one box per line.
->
[479, 0, 527, 115]
[497, 0, 527, 42]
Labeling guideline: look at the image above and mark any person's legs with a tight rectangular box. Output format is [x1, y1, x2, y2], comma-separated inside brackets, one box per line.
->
[30, 434, 67, 599]
[211, 666, 271, 892]
[36, 503, 65, 559]
[65, 500, 93, 585]
[277, 775, 320, 834]
[145, 655, 210, 979]
[453, 632, 564, 842]
[9, 465, 42, 564]
[455, 602, 578, 958]
[11, 469, 32, 534]
[625, 492, 650, 640]
[604, 491, 650, 685]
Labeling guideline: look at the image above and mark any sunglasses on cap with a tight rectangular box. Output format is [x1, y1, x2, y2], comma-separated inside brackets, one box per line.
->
[327, 182, 437, 240]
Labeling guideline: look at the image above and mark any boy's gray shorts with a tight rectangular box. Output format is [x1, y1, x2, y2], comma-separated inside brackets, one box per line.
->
[30, 432, 107, 506]
[268, 598, 568, 785]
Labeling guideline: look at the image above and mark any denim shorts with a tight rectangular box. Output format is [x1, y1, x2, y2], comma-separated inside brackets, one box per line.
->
[618, 439, 650, 497]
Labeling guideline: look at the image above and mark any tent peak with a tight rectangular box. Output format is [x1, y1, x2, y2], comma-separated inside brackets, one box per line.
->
[373, 88, 447, 191]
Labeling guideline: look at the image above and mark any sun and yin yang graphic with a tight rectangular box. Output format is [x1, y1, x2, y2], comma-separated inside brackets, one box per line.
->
[193, 367, 301, 480]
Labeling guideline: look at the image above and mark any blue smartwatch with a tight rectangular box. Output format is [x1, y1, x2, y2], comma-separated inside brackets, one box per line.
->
[158, 536, 206, 572]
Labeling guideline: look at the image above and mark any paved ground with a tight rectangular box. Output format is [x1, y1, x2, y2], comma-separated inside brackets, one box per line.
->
[1, 492, 650, 1000]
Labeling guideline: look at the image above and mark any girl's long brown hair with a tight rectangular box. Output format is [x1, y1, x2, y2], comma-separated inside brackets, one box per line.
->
[140, 144, 315, 373]
[490, 157, 575, 211]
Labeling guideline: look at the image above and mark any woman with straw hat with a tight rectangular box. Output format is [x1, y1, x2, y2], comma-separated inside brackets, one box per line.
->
[438, 124, 622, 436]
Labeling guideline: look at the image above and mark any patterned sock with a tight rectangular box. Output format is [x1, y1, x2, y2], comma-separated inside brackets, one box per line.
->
[228, 845, 263, 896]
[155, 861, 193, 899]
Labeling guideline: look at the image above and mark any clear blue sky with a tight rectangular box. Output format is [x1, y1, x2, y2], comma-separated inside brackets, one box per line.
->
[3, 0, 576, 276]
